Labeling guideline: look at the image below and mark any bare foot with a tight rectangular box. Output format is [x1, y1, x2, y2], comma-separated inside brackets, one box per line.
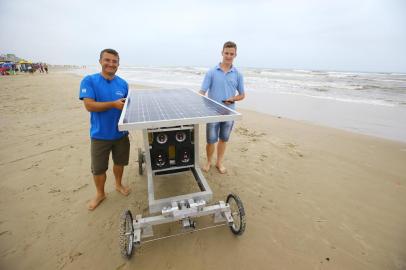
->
[216, 164, 227, 174]
[116, 185, 130, 196]
[202, 162, 211, 172]
[88, 195, 106, 211]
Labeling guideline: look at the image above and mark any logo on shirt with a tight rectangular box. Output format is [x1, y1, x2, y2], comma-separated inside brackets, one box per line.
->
[81, 88, 87, 93]
[115, 90, 124, 97]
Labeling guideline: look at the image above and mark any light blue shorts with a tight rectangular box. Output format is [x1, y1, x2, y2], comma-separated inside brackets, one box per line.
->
[206, 121, 234, 144]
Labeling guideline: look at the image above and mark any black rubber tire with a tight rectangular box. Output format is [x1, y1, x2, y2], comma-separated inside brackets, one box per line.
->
[226, 193, 246, 236]
[119, 209, 134, 259]
[138, 148, 143, 175]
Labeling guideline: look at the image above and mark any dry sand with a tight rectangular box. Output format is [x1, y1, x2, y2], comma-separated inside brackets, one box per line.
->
[1, 71, 406, 270]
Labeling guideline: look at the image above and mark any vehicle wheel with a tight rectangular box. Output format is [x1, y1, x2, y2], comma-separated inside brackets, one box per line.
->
[138, 148, 144, 175]
[119, 209, 134, 259]
[226, 193, 246, 236]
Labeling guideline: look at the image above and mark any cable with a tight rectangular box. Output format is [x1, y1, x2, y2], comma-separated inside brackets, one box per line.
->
[142, 223, 227, 244]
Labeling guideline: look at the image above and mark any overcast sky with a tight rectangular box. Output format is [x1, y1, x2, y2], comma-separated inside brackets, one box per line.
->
[1, 0, 405, 72]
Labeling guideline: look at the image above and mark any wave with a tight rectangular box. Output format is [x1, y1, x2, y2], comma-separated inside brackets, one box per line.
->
[70, 66, 406, 107]
[271, 91, 396, 107]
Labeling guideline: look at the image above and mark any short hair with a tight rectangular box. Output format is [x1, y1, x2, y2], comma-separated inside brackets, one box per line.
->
[223, 41, 237, 51]
[99, 48, 119, 60]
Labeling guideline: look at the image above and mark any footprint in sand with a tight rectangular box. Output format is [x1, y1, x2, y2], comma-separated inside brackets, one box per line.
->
[260, 205, 270, 213]
[72, 183, 88, 193]
[235, 127, 266, 139]
[69, 251, 83, 263]
[0, 230, 11, 237]
[26, 184, 39, 191]
[283, 142, 304, 158]
[49, 187, 61, 194]
[24, 161, 41, 171]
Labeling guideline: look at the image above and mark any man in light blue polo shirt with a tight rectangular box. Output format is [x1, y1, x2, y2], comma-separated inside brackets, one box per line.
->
[79, 48, 130, 210]
[199, 41, 245, 174]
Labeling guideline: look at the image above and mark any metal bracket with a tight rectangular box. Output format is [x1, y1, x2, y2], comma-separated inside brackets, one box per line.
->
[182, 218, 196, 229]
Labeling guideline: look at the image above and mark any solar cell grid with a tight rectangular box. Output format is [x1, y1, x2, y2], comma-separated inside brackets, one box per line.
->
[118, 89, 241, 130]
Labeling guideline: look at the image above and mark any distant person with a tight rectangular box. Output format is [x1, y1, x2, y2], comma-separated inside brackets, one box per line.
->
[79, 48, 130, 210]
[0, 64, 6, 75]
[44, 63, 48, 74]
[199, 41, 245, 173]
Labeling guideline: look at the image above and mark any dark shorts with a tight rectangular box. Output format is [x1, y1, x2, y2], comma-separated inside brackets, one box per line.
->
[91, 135, 130, 175]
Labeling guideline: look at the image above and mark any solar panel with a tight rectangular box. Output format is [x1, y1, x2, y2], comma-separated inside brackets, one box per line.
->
[118, 89, 241, 130]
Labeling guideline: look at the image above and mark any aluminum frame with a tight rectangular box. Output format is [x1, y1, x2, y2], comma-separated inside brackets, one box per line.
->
[143, 124, 215, 213]
[132, 199, 233, 240]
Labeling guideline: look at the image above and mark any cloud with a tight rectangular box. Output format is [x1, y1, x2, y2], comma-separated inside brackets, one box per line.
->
[1, 0, 405, 72]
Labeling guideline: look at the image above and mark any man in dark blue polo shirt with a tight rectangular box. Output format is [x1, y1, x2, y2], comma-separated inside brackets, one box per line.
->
[79, 48, 130, 210]
[199, 41, 245, 174]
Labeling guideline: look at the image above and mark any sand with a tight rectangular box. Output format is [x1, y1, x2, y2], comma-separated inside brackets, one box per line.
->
[0, 71, 406, 270]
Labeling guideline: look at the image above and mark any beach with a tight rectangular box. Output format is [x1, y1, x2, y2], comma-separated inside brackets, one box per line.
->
[1, 71, 406, 269]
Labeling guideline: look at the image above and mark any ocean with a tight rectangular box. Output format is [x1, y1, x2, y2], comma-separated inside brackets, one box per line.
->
[72, 66, 406, 142]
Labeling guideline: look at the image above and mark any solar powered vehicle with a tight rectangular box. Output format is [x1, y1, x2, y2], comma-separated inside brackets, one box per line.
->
[117, 89, 246, 259]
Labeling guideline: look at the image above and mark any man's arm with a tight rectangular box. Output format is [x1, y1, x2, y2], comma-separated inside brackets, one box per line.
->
[223, 93, 245, 104]
[200, 70, 212, 97]
[83, 98, 125, 112]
